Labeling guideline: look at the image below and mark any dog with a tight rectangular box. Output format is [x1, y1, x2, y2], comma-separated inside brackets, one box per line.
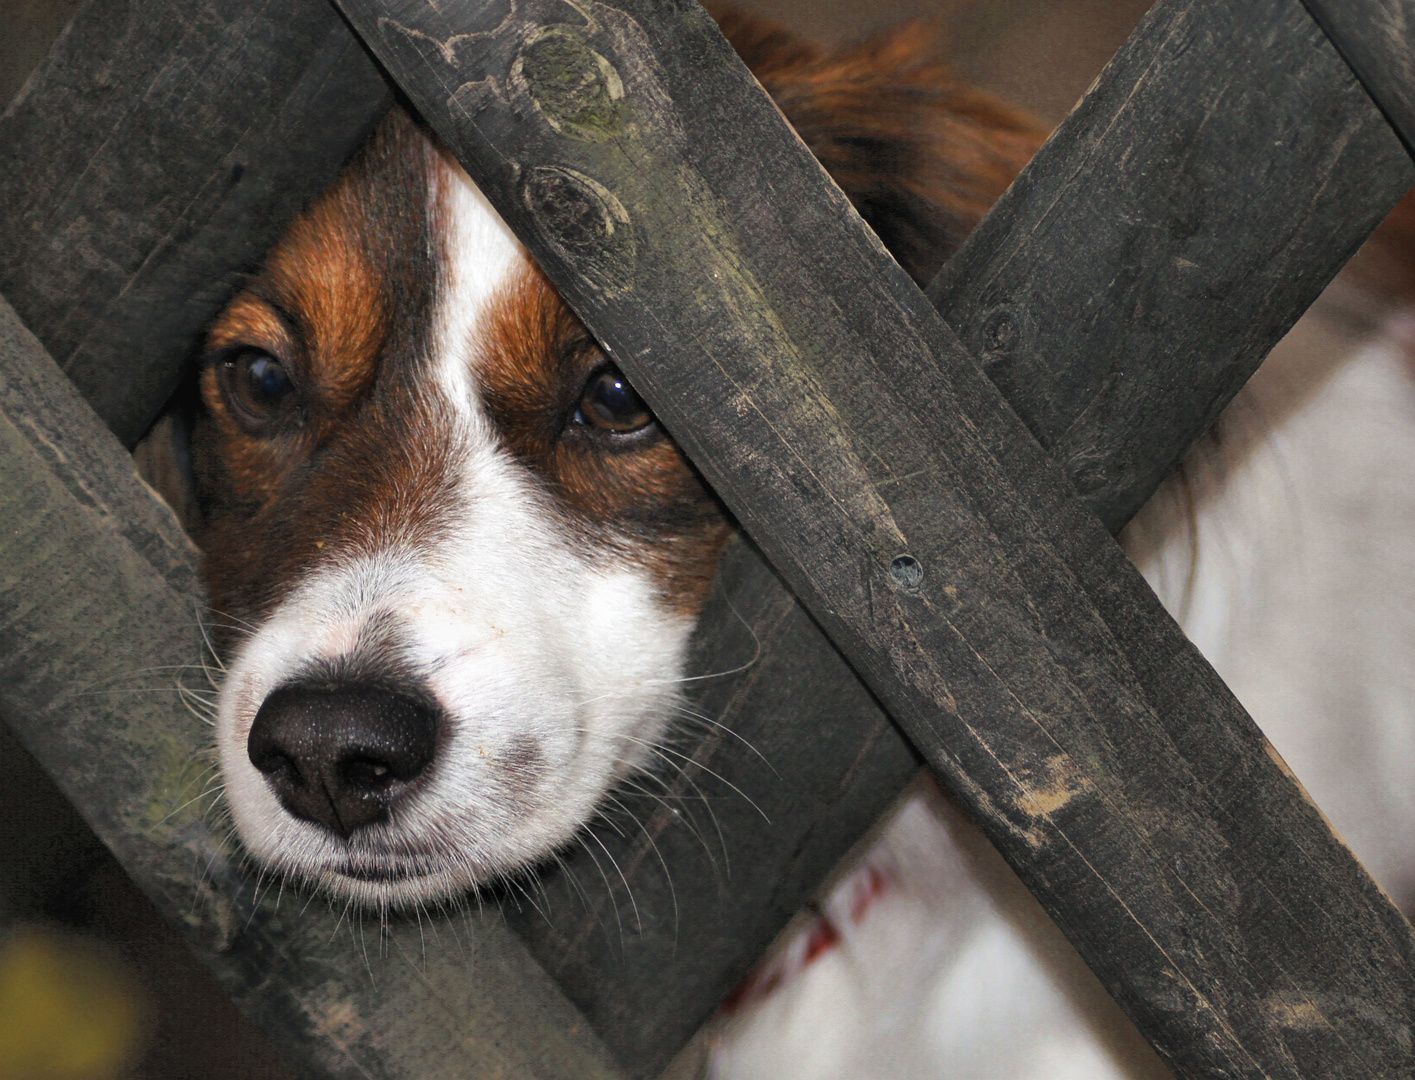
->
[189, 11, 1040, 908]
[180, 9, 1415, 1079]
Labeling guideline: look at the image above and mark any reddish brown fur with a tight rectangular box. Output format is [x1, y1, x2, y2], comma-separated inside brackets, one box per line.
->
[1347, 184, 1415, 312]
[474, 260, 734, 614]
[194, 110, 456, 635]
[192, 13, 1046, 634]
[717, 10, 1047, 284]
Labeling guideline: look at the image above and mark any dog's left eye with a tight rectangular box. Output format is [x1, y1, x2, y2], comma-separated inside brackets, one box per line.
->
[217, 349, 301, 431]
[575, 365, 655, 434]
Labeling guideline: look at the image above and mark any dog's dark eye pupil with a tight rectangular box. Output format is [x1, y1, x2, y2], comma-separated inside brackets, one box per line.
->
[249, 355, 290, 401]
[578, 366, 652, 433]
[222, 350, 297, 428]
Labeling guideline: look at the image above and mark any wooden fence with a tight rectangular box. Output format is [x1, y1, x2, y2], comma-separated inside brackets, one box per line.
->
[1, 0, 1413, 1077]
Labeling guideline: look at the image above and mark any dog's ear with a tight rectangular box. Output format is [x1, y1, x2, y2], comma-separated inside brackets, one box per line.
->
[133, 387, 200, 531]
[716, 9, 1047, 287]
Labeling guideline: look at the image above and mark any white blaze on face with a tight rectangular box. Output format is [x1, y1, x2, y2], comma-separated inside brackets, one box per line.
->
[214, 164, 696, 907]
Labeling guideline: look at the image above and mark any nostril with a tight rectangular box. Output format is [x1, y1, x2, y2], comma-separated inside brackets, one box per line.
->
[248, 743, 300, 785]
[247, 682, 440, 838]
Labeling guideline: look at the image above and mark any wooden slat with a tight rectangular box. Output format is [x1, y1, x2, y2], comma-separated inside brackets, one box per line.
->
[501, 0, 1415, 1070]
[335, 1, 1415, 1077]
[0, 294, 625, 1080]
[0, 0, 388, 447]
[1300, 0, 1415, 158]
[932, 0, 1414, 532]
[7, 0, 1413, 1074]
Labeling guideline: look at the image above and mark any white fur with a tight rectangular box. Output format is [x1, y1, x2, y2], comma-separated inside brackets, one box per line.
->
[215, 168, 695, 907]
[709, 279, 1415, 1077]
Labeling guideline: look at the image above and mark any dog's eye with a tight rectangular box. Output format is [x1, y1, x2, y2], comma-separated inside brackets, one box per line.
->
[217, 349, 301, 431]
[575, 365, 654, 434]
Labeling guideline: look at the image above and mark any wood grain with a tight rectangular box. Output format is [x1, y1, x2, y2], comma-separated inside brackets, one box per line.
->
[502, 2, 1415, 1069]
[334, 0, 1415, 1075]
[1300, 0, 1415, 159]
[932, 0, 1414, 532]
[7, 0, 1415, 1074]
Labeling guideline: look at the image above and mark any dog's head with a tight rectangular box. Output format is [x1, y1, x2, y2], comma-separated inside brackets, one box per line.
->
[190, 16, 1043, 907]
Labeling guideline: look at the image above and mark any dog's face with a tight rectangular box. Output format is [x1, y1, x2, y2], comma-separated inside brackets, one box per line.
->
[194, 112, 731, 906]
[190, 17, 1042, 909]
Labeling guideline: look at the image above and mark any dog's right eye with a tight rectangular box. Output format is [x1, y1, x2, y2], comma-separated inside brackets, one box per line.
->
[215, 349, 302, 432]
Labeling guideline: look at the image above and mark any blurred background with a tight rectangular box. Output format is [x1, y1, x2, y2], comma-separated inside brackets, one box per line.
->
[0, 1, 1151, 1076]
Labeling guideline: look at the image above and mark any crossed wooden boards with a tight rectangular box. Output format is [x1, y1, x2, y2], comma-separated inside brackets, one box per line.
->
[0, 0, 1412, 1076]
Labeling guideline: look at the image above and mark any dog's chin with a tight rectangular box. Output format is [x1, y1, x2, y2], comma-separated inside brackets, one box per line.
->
[235, 820, 554, 910]
[302, 859, 491, 909]
[256, 829, 552, 909]
[232, 773, 620, 911]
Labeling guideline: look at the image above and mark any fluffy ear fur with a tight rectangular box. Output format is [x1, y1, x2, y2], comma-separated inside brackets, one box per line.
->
[715, 9, 1048, 286]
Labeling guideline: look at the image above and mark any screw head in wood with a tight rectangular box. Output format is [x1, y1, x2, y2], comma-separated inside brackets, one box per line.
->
[889, 554, 924, 590]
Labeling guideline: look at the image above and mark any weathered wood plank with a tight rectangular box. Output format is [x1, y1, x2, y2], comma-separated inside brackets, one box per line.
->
[0, 0, 388, 447]
[489, 0, 1415, 1070]
[932, 0, 1415, 534]
[335, 1, 1415, 1077]
[1300, 0, 1415, 159]
[0, 294, 625, 1080]
[9, 0, 1414, 1073]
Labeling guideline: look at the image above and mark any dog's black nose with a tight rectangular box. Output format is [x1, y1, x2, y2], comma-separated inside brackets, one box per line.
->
[247, 683, 440, 838]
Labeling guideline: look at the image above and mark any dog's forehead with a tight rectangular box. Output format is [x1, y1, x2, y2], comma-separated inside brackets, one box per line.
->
[434, 156, 527, 404]
[213, 111, 528, 412]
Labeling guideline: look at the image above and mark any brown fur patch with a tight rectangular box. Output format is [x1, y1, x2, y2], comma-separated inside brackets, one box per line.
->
[1346, 184, 1415, 311]
[498, 732, 550, 805]
[717, 9, 1046, 285]
[473, 258, 734, 615]
[193, 110, 456, 639]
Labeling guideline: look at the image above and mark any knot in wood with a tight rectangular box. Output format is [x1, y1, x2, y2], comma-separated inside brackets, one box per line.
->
[1066, 452, 1111, 496]
[521, 166, 635, 294]
[888, 554, 924, 591]
[981, 306, 1019, 359]
[515, 27, 625, 141]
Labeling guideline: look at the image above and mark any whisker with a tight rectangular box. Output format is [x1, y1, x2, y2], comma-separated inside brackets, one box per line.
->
[154, 777, 225, 828]
[357, 910, 376, 984]
[610, 768, 722, 872]
[600, 792, 680, 942]
[582, 820, 641, 937]
[549, 849, 598, 919]
[613, 733, 770, 826]
[667, 702, 777, 775]
[573, 833, 626, 950]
